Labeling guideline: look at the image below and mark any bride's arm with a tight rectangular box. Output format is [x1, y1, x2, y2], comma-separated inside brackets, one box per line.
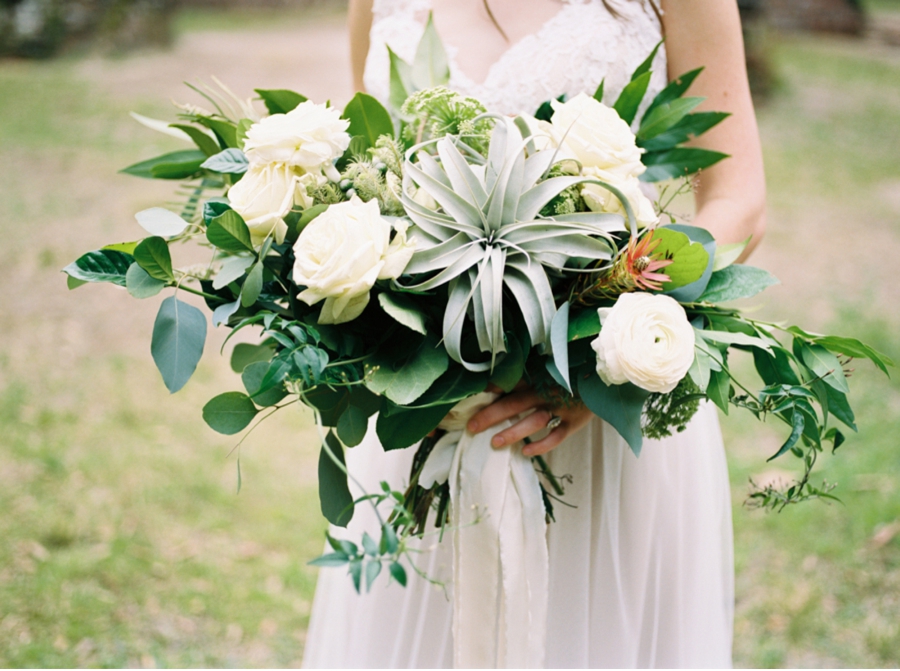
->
[469, 1, 766, 453]
[661, 0, 767, 259]
[348, 0, 374, 93]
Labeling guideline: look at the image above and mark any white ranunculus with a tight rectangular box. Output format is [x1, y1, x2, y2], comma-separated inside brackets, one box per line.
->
[228, 163, 306, 246]
[243, 101, 350, 180]
[292, 197, 416, 324]
[590, 293, 695, 393]
[581, 168, 659, 227]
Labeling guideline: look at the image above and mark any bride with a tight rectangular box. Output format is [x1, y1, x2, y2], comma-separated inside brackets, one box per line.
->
[303, 0, 766, 667]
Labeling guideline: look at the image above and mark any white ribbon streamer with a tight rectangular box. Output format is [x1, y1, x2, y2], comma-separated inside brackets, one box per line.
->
[421, 393, 549, 668]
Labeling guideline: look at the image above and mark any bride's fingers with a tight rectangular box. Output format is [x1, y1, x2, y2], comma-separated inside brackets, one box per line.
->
[522, 425, 567, 457]
[467, 389, 544, 433]
[489, 408, 554, 448]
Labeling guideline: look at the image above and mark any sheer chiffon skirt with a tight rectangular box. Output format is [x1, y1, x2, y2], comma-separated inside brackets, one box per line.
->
[302, 402, 733, 668]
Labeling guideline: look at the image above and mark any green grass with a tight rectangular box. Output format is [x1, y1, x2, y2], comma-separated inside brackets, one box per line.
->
[1, 14, 899, 668]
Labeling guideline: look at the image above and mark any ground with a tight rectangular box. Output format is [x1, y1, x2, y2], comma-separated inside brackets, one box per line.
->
[0, 5, 899, 667]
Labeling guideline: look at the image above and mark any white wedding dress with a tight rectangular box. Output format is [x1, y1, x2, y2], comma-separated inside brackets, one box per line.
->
[303, 0, 734, 667]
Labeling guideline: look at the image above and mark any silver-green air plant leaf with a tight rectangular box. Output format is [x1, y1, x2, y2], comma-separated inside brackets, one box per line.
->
[396, 116, 628, 371]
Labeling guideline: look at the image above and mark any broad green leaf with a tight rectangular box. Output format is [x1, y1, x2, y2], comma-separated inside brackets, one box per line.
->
[236, 118, 253, 147]
[308, 552, 350, 568]
[201, 148, 249, 174]
[699, 329, 772, 352]
[135, 207, 190, 238]
[823, 383, 857, 432]
[337, 404, 369, 447]
[637, 97, 703, 141]
[67, 276, 87, 290]
[642, 67, 703, 120]
[813, 335, 894, 376]
[255, 88, 308, 114]
[567, 308, 602, 341]
[121, 149, 206, 180]
[212, 299, 241, 328]
[304, 386, 350, 427]
[378, 293, 427, 334]
[134, 236, 174, 281]
[318, 431, 354, 527]
[63, 250, 133, 287]
[689, 343, 711, 392]
[698, 265, 779, 303]
[641, 147, 729, 182]
[490, 332, 525, 393]
[613, 71, 651, 126]
[341, 92, 394, 150]
[365, 559, 382, 591]
[366, 334, 449, 405]
[388, 47, 415, 111]
[126, 263, 167, 299]
[577, 369, 650, 456]
[151, 296, 207, 393]
[196, 117, 239, 149]
[707, 367, 731, 414]
[230, 342, 275, 373]
[398, 366, 489, 410]
[207, 210, 254, 252]
[651, 227, 709, 290]
[102, 241, 140, 255]
[240, 262, 264, 307]
[213, 254, 254, 290]
[712, 236, 751, 272]
[168, 123, 220, 156]
[411, 12, 450, 90]
[799, 343, 850, 394]
[202, 391, 259, 435]
[658, 223, 716, 302]
[293, 346, 330, 386]
[753, 347, 801, 386]
[242, 360, 287, 407]
[390, 561, 407, 586]
[203, 199, 231, 224]
[376, 401, 456, 451]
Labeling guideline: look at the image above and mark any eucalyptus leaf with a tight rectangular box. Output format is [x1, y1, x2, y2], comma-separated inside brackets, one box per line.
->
[126, 263, 167, 299]
[366, 334, 449, 405]
[230, 342, 275, 373]
[135, 207, 190, 238]
[201, 148, 249, 174]
[202, 391, 259, 435]
[712, 236, 751, 272]
[242, 360, 287, 407]
[577, 369, 650, 456]
[212, 299, 241, 328]
[699, 264, 779, 303]
[318, 431, 354, 527]
[337, 405, 369, 447]
[378, 293, 428, 334]
[151, 296, 207, 393]
[548, 302, 572, 393]
[213, 254, 254, 290]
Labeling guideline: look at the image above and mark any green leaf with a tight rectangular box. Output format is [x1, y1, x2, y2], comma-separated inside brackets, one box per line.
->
[341, 92, 394, 150]
[350, 559, 363, 593]
[641, 147, 729, 182]
[398, 366, 489, 410]
[378, 293, 427, 334]
[712, 236, 751, 272]
[823, 383, 857, 432]
[236, 118, 253, 147]
[593, 78, 605, 103]
[411, 12, 450, 90]
[241, 360, 287, 407]
[102, 241, 140, 255]
[308, 552, 350, 568]
[134, 236, 174, 281]
[490, 331, 525, 393]
[362, 532, 378, 556]
[196, 117, 238, 149]
[213, 254, 254, 290]
[658, 224, 716, 302]
[201, 148, 249, 174]
[168, 123, 220, 156]
[698, 265, 779, 303]
[318, 431, 354, 527]
[207, 210, 254, 253]
[707, 367, 731, 414]
[767, 409, 805, 462]
[212, 299, 240, 328]
[567, 308, 601, 341]
[799, 343, 850, 394]
[63, 250, 133, 286]
[230, 342, 275, 373]
[121, 149, 207, 180]
[366, 334, 449, 405]
[293, 347, 330, 386]
[642, 67, 703, 120]
[547, 302, 572, 393]
[388, 47, 415, 111]
[813, 335, 894, 376]
[126, 263, 167, 299]
[67, 276, 87, 290]
[287, 203, 329, 240]
[381, 524, 399, 554]
[304, 386, 350, 427]
[613, 71, 651, 126]
[651, 227, 709, 290]
[337, 404, 369, 447]
[630, 40, 663, 81]
[365, 560, 382, 591]
[376, 401, 456, 451]
[202, 391, 259, 435]
[637, 97, 703, 141]
[255, 88, 308, 114]
[389, 561, 407, 587]
[203, 199, 231, 224]
[753, 347, 801, 386]
[135, 207, 190, 238]
[577, 370, 650, 456]
[151, 296, 207, 393]
[638, 111, 730, 153]
[240, 262, 264, 307]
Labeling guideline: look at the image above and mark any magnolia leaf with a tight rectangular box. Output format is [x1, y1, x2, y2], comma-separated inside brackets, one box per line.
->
[126, 263, 167, 299]
[135, 207, 190, 238]
[699, 265, 779, 303]
[63, 250, 133, 287]
[341, 93, 393, 150]
[201, 148, 249, 174]
[134, 236, 174, 281]
[712, 236, 751, 271]
[318, 431, 353, 527]
[102, 241, 140, 255]
[202, 391, 259, 435]
[151, 296, 207, 393]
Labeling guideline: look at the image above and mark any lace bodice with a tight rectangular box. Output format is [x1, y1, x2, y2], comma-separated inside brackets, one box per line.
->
[364, 0, 667, 117]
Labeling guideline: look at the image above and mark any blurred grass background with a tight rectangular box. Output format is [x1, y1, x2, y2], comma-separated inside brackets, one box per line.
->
[1, 4, 899, 667]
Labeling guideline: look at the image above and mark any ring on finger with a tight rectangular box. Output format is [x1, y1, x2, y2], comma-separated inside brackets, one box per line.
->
[545, 413, 563, 431]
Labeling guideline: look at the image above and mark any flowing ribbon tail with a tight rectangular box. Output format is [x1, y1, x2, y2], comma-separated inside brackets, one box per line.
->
[447, 421, 549, 668]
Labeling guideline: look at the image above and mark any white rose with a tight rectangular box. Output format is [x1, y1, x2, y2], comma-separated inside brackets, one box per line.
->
[228, 163, 306, 246]
[581, 168, 658, 227]
[590, 292, 695, 393]
[243, 101, 350, 180]
[292, 197, 416, 324]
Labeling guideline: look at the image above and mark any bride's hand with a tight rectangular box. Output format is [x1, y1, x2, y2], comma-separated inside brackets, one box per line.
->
[466, 383, 595, 457]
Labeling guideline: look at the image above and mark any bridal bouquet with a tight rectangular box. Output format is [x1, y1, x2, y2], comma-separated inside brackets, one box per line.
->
[64, 25, 891, 594]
